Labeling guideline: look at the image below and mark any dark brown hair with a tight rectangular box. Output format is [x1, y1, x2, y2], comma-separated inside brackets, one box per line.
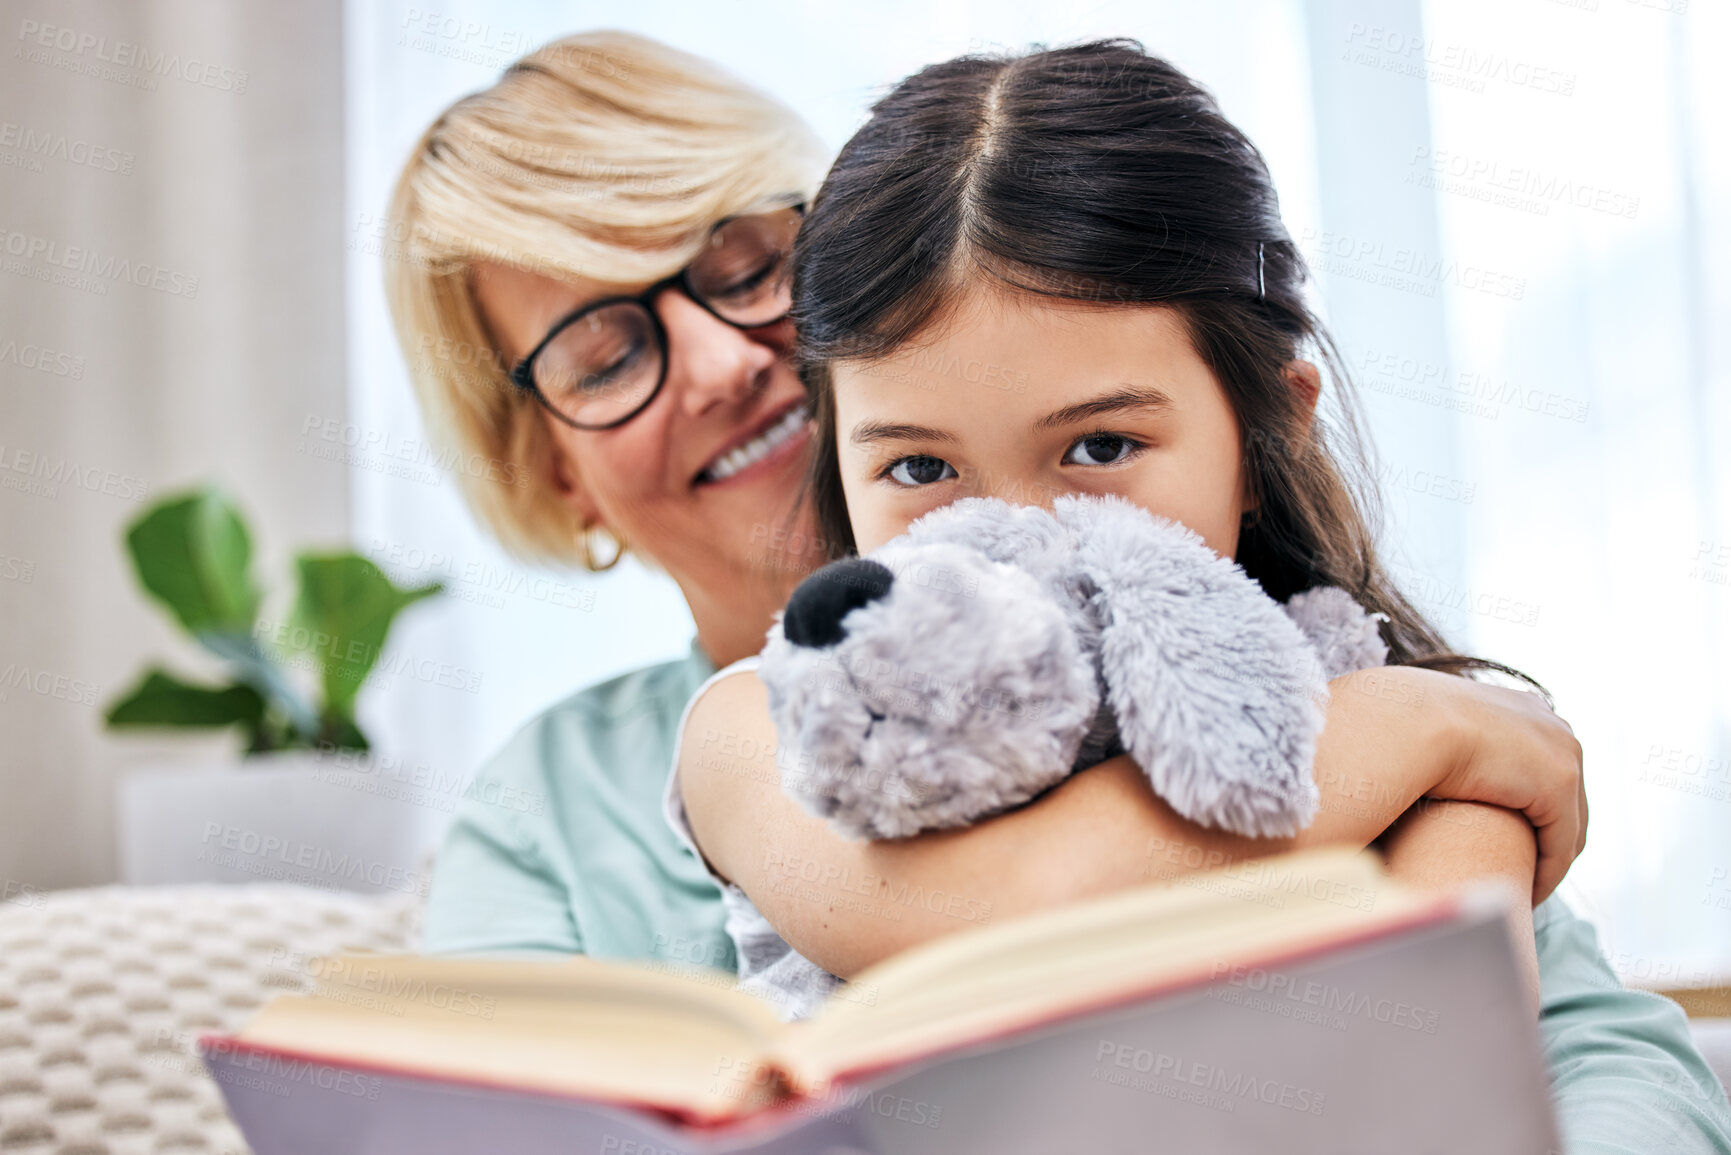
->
[791, 39, 1540, 688]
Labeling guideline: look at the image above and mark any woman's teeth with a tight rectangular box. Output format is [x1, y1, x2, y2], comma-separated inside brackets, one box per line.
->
[701, 407, 807, 483]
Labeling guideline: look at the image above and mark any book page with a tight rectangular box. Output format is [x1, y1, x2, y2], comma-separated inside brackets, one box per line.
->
[235, 953, 789, 1120]
[779, 848, 1442, 1086]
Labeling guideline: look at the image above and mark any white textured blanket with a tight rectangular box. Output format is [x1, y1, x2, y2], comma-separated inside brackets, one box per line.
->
[0, 884, 420, 1155]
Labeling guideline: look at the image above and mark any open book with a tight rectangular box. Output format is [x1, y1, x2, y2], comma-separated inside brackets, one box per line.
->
[203, 848, 1560, 1154]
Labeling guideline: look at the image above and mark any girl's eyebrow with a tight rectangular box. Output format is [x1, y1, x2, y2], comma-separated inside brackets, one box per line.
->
[1032, 385, 1176, 431]
[849, 421, 961, 447]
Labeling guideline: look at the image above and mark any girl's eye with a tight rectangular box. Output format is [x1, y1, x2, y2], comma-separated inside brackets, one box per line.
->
[884, 455, 957, 487]
[1064, 433, 1141, 466]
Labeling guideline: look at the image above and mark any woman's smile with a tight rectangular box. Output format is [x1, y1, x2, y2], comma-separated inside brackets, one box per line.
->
[693, 400, 812, 488]
[472, 257, 823, 597]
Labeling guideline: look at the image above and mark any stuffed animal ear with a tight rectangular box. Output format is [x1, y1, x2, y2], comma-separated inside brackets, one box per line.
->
[1283, 586, 1389, 679]
[1057, 495, 1326, 838]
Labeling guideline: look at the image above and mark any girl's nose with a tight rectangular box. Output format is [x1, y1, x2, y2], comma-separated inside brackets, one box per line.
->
[978, 470, 1062, 511]
[655, 288, 778, 418]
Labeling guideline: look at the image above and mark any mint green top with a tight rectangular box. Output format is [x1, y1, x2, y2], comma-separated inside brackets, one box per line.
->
[423, 641, 732, 971]
[424, 646, 1731, 1155]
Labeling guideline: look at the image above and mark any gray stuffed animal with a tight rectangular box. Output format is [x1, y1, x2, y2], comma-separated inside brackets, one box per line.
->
[759, 494, 1390, 844]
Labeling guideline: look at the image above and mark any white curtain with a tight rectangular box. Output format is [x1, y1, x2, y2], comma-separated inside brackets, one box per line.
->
[1402, 0, 1730, 984]
[0, 0, 349, 889]
[344, 0, 1729, 984]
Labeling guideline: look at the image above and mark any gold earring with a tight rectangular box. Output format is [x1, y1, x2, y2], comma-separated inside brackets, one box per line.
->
[576, 522, 624, 572]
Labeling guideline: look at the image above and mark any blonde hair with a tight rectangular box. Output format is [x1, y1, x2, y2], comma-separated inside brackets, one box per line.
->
[384, 31, 828, 566]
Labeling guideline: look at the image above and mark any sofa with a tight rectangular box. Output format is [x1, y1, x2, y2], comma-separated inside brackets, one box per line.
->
[0, 884, 421, 1155]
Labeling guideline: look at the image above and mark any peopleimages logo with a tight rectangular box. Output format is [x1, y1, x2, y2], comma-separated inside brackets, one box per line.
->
[0, 336, 84, 379]
[1208, 961, 1441, 1033]
[1356, 347, 1591, 425]
[0, 121, 133, 174]
[201, 1038, 382, 1098]
[199, 822, 430, 897]
[1408, 146, 1640, 221]
[1340, 23, 1576, 97]
[1298, 227, 1525, 301]
[0, 227, 199, 298]
[398, 9, 542, 56]
[298, 414, 527, 490]
[0, 443, 150, 502]
[251, 617, 484, 696]
[269, 951, 499, 1020]
[1092, 1041, 1327, 1116]
[15, 19, 249, 93]
[0, 663, 98, 706]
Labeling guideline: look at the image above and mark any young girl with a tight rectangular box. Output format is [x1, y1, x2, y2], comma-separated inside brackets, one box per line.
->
[672, 40, 1729, 1154]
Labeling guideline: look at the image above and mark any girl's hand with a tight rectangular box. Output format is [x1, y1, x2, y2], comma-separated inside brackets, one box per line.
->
[1412, 668, 1587, 904]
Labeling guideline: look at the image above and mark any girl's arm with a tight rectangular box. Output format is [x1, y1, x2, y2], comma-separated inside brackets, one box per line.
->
[678, 664, 1583, 978]
[1374, 800, 1541, 1012]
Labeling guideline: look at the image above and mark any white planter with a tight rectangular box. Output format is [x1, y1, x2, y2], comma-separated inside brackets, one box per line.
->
[117, 751, 451, 896]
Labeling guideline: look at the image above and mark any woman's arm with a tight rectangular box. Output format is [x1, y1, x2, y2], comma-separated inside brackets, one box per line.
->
[423, 726, 584, 958]
[1532, 899, 1731, 1155]
[678, 664, 1582, 977]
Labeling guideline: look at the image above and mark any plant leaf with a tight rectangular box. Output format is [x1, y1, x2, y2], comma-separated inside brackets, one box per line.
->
[104, 668, 267, 730]
[288, 553, 442, 724]
[124, 487, 261, 636]
[318, 713, 370, 753]
[197, 629, 320, 740]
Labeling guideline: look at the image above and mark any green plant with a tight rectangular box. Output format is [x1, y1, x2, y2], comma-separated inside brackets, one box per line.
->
[104, 485, 441, 753]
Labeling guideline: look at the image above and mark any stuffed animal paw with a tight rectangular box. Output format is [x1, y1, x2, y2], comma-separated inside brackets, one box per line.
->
[757, 495, 1388, 841]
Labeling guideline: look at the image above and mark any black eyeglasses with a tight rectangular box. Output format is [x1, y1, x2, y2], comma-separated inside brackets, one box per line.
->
[509, 203, 804, 431]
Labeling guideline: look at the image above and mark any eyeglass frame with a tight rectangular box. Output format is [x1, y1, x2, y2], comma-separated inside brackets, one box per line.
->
[507, 201, 806, 432]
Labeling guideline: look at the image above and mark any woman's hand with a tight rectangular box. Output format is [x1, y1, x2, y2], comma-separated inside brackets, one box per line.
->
[1422, 671, 1586, 904]
[1299, 665, 1584, 904]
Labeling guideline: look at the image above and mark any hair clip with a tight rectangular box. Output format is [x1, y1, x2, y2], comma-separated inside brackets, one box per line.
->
[1257, 242, 1266, 299]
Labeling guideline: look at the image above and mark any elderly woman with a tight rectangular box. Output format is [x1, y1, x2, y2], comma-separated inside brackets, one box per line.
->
[387, 32, 827, 966]
[384, 32, 1727, 1154]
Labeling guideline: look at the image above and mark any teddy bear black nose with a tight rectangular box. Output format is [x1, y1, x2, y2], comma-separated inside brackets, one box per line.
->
[783, 558, 896, 648]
